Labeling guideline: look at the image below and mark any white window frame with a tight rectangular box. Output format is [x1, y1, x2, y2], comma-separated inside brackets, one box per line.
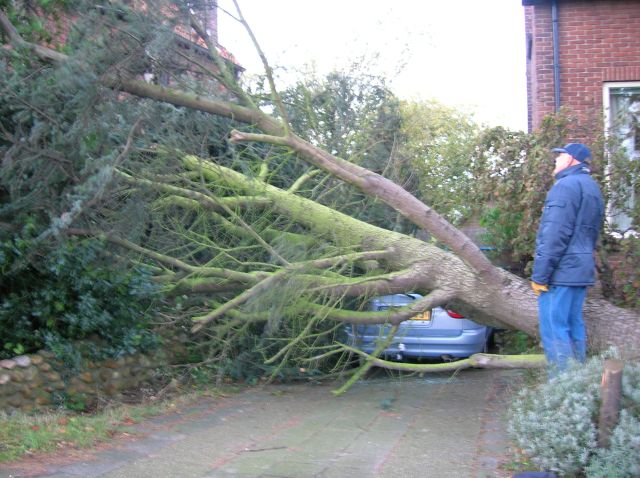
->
[602, 81, 640, 237]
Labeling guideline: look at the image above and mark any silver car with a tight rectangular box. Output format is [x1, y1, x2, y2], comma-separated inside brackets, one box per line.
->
[345, 293, 492, 360]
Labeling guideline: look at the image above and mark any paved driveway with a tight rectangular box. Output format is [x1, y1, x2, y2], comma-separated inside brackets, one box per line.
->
[0, 369, 521, 478]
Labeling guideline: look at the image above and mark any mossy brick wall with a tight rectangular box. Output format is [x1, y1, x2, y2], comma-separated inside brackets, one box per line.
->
[0, 342, 187, 414]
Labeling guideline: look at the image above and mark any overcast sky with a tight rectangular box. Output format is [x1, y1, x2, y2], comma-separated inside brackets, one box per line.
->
[217, 0, 528, 131]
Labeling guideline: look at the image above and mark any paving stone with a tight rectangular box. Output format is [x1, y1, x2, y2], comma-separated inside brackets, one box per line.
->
[0, 360, 16, 370]
[2, 369, 522, 478]
[13, 356, 31, 368]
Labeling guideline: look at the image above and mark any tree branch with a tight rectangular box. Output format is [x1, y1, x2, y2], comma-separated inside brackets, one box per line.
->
[230, 132, 497, 282]
[332, 324, 399, 396]
[115, 78, 285, 135]
[218, 201, 290, 267]
[190, 250, 394, 331]
[230, 0, 292, 133]
[339, 347, 547, 373]
[288, 169, 322, 193]
[264, 316, 318, 365]
[166, 277, 247, 295]
[297, 249, 391, 271]
[0, 10, 67, 62]
[304, 266, 426, 297]
[229, 129, 289, 146]
[305, 289, 455, 325]
[116, 169, 227, 209]
[154, 193, 272, 212]
[191, 270, 286, 332]
[66, 228, 260, 283]
[154, 195, 315, 249]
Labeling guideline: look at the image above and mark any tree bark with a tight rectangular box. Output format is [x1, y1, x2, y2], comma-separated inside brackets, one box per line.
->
[340, 349, 547, 374]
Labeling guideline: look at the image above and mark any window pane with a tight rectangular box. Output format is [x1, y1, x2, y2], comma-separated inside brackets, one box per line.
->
[608, 86, 640, 232]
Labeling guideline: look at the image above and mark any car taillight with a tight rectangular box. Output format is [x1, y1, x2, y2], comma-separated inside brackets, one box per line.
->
[446, 310, 465, 319]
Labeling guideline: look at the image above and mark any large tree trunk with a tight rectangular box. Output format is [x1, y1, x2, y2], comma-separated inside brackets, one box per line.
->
[178, 157, 639, 355]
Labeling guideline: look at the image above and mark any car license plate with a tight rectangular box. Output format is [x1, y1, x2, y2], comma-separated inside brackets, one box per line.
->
[412, 310, 431, 321]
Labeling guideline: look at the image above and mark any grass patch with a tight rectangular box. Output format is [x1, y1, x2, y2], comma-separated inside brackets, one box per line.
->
[0, 387, 238, 463]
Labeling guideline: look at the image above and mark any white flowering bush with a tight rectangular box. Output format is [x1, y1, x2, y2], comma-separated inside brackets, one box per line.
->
[508, 352, 640, 477]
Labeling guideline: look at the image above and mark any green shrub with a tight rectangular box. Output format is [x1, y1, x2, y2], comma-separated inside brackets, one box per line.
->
[0, 232, 162, 362]
[508, 352, 640, 477]
[603, 236, 640, 309]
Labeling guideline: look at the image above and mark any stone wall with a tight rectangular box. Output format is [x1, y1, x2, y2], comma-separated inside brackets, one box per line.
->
[0, 342, 187, 414]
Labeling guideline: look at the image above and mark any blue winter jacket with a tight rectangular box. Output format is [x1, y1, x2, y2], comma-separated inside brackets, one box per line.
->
[531, 164, 604, 286]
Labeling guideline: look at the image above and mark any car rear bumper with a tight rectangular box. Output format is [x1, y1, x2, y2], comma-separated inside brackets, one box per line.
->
[345, 328, 489, 358]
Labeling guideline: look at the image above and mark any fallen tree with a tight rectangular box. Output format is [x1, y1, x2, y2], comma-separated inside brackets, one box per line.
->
[1, 2, 638, 379]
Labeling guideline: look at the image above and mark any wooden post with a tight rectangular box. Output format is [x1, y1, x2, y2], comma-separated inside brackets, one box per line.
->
[597, 359, 624, 448]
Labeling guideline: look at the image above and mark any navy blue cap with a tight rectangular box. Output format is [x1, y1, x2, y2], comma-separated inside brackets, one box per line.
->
[552, 143, 592, 162]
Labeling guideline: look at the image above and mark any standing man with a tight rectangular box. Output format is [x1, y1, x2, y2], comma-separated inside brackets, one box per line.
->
[530, 143, 604, 376]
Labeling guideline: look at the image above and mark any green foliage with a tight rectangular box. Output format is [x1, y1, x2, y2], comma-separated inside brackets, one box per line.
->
[399, 100, 480, 225]
[0, 0, 73, 46]
[0, 232, 162, 361]
[0, 1, 238, 364]
[509, 352, 640, 477]
[276, 69, 411, 231]
[472, 119, 565, 275]
[54, 391, 90, 412]
[493, 329, 541, 355]
[600, 237, 640, 309]
[472, 110, 640, 297]
[617, 239, 640, 308]
[281, 70, 400, 167]
[276, 73, 489, 233]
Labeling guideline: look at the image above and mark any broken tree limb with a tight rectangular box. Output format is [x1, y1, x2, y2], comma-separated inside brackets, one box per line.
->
[332, 325, 400, 396]
[340, 346, 546, 374]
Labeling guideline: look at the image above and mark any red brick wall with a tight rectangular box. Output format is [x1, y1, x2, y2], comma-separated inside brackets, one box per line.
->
[525, 0, 640, 139]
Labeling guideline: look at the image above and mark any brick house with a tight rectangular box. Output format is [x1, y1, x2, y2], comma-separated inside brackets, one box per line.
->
[524, 0, 640, 232]
[120, 1, 243, 87]
[34, 1, 242, 86]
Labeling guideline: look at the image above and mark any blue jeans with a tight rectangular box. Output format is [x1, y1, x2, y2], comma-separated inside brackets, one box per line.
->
[538, 285, 588, 375]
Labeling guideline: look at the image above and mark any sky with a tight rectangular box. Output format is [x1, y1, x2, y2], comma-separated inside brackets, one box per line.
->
[217, 0, 528, 132]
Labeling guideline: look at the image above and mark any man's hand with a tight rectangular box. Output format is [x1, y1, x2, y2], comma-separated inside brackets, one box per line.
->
[531, 281, 549, 296]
